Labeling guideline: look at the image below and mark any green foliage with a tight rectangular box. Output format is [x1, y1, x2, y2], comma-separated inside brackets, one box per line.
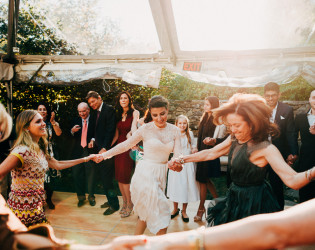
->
[0, 2, 77, 55]
[154, 69, 313, 101]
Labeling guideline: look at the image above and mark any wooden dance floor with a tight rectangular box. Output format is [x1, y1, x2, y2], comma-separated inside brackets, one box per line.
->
[45, 191, 208, 245]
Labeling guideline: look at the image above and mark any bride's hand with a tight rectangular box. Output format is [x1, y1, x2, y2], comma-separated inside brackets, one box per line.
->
[92, 154, 104, 163]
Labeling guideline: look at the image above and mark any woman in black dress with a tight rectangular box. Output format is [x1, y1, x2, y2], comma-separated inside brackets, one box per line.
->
[194, 96, 221, 222]
[171, 93, 315, 226]
[37, 103, 62, 209]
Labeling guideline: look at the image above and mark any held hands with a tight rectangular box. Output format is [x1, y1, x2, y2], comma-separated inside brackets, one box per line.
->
[84, 154, 96, 162]
[167, 158, 183, 172]
[92, 154, 104, 163]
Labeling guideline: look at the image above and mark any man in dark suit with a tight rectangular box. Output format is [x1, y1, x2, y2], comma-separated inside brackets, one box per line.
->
[295, 90, 315, 202]
[264, 82, 298, 209]
[86, 91, 119, 215]
[71, 102, 96, 207]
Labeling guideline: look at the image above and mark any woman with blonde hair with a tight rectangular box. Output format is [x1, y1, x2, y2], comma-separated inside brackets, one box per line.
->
[170, 93, 315, 226]
[0, 110, 95, 227]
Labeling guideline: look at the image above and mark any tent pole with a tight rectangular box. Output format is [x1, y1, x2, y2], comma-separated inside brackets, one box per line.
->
[5, 81, 13, 117]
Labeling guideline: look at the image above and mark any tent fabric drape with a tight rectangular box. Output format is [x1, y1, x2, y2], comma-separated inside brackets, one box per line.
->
[0, 62, 14, 81]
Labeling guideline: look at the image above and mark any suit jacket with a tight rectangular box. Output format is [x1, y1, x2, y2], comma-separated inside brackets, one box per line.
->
[295, 112, 315, 172]
[271, 102, 298, 158]
[71, 116, 95, 158]
[92, 102, 116, 152]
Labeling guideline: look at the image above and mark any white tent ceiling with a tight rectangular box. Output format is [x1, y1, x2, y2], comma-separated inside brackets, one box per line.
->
[2, 0, 315, 87]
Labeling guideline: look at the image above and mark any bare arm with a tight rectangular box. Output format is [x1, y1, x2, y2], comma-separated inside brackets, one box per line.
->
[47, 155, 94, 170]
[262, 145, 313, 190]
[131, 110, 140, 134]
[144, 199, 315, 250]
[100, 126, 143, 160]
[50, 112, 62, 136]
[181, 136, 232, 163]
[0, 155, 22, 180]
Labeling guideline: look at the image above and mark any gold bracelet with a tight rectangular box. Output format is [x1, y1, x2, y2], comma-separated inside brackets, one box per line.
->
[187, 227, 206, 250]
[84, 157, 87, 163]
[196, 226, 205, 250]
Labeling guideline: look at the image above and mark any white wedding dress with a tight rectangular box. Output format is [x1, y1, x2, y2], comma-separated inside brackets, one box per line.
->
[101, 122, 182, 234]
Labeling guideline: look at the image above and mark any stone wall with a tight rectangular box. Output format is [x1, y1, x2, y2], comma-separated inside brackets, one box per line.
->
[168, 100, 310, 136]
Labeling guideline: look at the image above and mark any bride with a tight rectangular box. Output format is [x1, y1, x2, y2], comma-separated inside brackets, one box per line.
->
[93, 96, 182, 235]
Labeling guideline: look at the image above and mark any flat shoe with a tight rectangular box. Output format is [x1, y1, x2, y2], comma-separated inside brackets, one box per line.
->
[171, 208, 180, 219]
[181, 213, 189, 223]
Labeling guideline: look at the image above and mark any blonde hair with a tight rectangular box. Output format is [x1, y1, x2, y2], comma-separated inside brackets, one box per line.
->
[12, 110, 49, 156]
[0, 103, 13, 142]
[175, 115, 192, 147]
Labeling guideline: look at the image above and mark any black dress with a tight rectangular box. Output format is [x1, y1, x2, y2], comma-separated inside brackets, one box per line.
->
[196, 115, 221, 183]
[207, 139, 281, 226]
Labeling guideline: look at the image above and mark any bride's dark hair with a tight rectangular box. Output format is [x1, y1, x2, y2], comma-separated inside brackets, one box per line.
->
[144, 96, 169, 123]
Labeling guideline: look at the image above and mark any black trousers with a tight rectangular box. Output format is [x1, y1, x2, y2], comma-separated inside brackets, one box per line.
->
[268, 166, 284, 209]
[97, 157, 119, 210]
[72, 148, 96, 201]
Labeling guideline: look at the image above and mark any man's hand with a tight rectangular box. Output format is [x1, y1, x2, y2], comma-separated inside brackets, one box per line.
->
[99, 148, 107, 154]
[286, 154, 298, 166]
[71, 125, 81, 134]
[88, 140, 94, 148]
[310, 124, 315, 135]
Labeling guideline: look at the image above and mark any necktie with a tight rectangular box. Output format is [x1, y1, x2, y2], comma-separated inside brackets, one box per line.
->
[81, 120, 87, 148]
[96, 110, 101, 125]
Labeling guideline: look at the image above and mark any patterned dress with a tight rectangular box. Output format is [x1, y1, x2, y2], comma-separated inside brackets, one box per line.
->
[8, 145, 48, 227]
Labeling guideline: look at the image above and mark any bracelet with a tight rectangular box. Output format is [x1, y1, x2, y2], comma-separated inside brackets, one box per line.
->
[179, 155, 185, 165]
[187, 226, 205, 250]
[196, 226, 205, 250]
[84, 157, 87, 163]
[306, 167, 315, 182]
[51, 122, 56, 126]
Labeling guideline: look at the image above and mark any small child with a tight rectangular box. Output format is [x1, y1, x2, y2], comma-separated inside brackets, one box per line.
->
[167, 115, 200, 222]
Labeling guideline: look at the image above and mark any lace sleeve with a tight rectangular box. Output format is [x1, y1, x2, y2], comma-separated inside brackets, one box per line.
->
[173, 127, 182, 158]
[102, 125, 143, 159]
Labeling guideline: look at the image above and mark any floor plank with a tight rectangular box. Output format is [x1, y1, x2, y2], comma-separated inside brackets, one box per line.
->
[45, 191, 210, 245]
